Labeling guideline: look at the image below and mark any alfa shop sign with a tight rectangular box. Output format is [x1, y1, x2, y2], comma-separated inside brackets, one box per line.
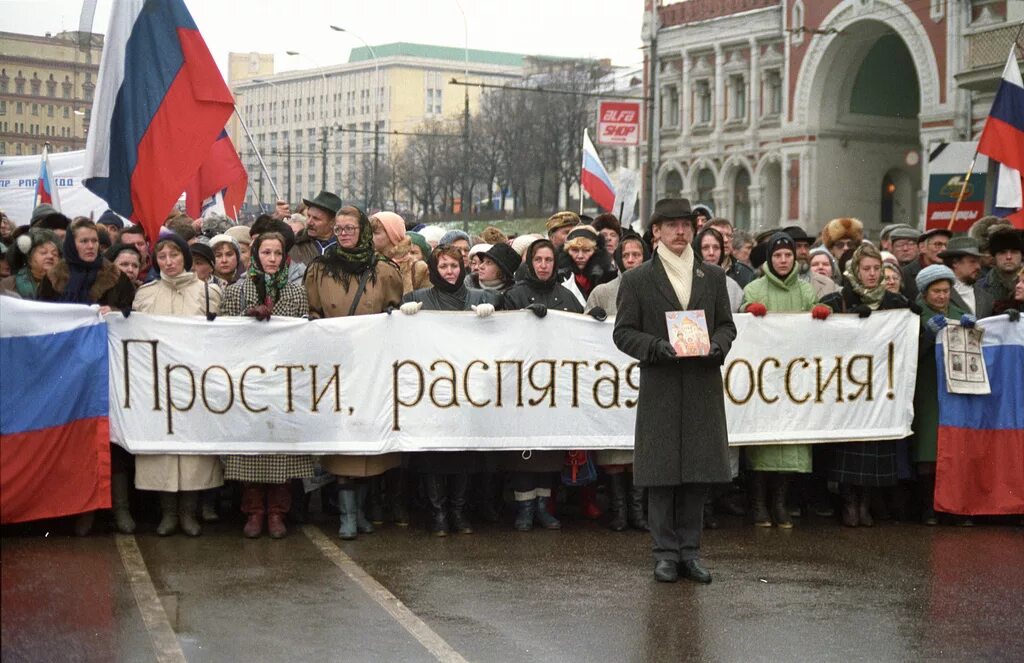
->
[596, 100, 641, 147]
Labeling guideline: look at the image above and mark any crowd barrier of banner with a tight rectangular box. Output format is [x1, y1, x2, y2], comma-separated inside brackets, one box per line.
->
[91, 306, 920, 454]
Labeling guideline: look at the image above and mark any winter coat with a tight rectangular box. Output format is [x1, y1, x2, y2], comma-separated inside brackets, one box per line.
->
[403, 286, 496, 311]
[221, 278, 308, 318]
[557, 247, 616, 302]
[288, 230, 336, 266]
[586, 276, 621, 316]
[913, 299, 967, 464]
[612, 254, 737, 486]
[741, 268, 817, 473]
[132, 271, 224, 492]
[398, 259, 430, 295]
[503, 280, 584, 313]
[37, 259, 135, 311]
[951, 282, 995, 319]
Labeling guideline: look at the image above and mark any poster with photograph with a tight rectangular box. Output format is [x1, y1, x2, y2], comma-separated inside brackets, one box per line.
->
[665, 310, 711, 357]
[943, 323, 990, 395]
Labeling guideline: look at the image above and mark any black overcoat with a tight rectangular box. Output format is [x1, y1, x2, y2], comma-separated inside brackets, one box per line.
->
[612, 254, 737, 486]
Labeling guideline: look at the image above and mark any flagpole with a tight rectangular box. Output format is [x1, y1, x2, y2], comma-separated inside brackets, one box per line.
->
[233, 106, 281, 202]
[579, 129, 586, 215]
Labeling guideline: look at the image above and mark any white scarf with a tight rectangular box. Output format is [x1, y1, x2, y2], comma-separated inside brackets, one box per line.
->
[657, 242, 694, 309]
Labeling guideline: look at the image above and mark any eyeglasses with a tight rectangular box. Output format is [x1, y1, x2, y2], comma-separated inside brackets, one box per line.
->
[835, 240, 855, 249]
[334, 225, 360, 236]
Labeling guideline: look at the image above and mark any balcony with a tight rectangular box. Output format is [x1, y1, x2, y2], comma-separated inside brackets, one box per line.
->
[956, 23, 1024, 91]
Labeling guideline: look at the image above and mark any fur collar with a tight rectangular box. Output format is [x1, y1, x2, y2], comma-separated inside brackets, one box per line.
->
[47, 259, 122, 301]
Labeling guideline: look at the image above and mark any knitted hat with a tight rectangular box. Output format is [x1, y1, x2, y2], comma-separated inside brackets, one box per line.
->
[97, 209, 124, 229]
[484, 242, 521, 279]
[512, 233, 544, 257]
[419, 225, 446, 246]
[154, 230, 193, 272]
[439, 229, 470, 247]
[225, 225, 252, 246]
[406, 232, 431, 259]
[10, 228, 60, 273]
[209, 233, 241, 260]
[822, 217, 864, 249]
[190, 242, 215, 266]
[916, 264, 955, 294]
[373, 211, 406, 246]
[546, 211, 580, 235]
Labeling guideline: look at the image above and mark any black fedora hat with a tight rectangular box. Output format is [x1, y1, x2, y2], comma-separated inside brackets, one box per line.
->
[302, 190, 343, 216]
[781, 225, 812, 243]
[650, 198, 697, 224]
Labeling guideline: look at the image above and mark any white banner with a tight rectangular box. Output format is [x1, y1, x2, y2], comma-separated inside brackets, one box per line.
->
[103, 309, 920, 454]
[0, 150, 109, 223]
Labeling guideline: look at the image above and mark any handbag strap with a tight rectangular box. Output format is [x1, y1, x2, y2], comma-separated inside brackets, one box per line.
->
[346, 269, 372, 317]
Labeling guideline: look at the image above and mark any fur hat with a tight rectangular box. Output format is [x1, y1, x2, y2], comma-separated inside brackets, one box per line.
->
[968, 216, 1012, 252]
[479, 226, 508, 245]
[988, 228, 1024, 255]
[822, 217, 864, 249]
[546, 211, 580, 235]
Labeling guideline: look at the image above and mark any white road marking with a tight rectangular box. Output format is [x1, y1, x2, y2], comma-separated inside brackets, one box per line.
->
[115, 534, 186, 663]
[302, 525, 469, 663]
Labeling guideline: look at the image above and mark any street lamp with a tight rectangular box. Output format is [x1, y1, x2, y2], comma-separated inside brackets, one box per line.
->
[286, 50, 331, 193]
[253, 78, 292, 205]
[454, 0, 471, 230]
[330, 25, 381, 210]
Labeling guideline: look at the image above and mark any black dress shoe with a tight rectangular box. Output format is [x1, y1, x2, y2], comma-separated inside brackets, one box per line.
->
[654, 560, 679, 583]
[679, 559, 712, 584]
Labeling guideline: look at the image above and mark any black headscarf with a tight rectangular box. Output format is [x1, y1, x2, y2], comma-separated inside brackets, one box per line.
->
[314, 207, 377, 291]
[765, 232, 796, 281]
[523, 238, 559, 292]
[427, 246, 469, 309]
[613, 231, 650, 272]
[59, 225, 103, 304]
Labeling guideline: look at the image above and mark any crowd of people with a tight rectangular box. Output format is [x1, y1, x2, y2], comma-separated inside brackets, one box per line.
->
[1, 194, 1021, 551]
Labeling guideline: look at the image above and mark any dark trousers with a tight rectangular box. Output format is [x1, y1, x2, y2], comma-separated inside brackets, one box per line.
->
[648, 484, 708, 563]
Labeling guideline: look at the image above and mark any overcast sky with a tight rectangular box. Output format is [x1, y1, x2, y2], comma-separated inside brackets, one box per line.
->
[2, 0, 646, 74]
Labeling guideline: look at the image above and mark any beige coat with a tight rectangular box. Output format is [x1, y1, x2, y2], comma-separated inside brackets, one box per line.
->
[132, 272, 225, 492]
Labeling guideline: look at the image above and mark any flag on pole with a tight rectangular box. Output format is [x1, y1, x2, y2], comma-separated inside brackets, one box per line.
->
[83, 0, 235, 242]
[184, 130, 247, 220]
[34, 144, 62, 211]
[977, 48, 1024, 228]
[581, 129, 616, 213]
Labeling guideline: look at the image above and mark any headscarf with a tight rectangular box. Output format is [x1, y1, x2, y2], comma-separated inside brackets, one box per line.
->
[59, 224, 104, 304]
[439, 229, 470, 247]
[373, 211, 406, 247]
[314, 207, 377, 290]
[247, 232, 291, 305]
[427, 246, 468, 309]
[523, 238, 558, 292]
[765, 232, 796, 281]
[843, 244, 887, 309]
[613, 231, 651, 272]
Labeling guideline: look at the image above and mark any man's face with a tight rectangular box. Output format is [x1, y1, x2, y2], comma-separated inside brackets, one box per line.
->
[709, 223, 734, 257]
[794, 241, 810, 264]
[653, 218, 694, 255]
[549, 225, 572, 249]
[127, 233, 150, 269]
[306, 206, 333, 239]
[922, 235, 948, 265]
[995, 249, 1023, 275]
[830, 239, 855, 260]
[891, 238, 919, 264]
[952, 255, 981, 285]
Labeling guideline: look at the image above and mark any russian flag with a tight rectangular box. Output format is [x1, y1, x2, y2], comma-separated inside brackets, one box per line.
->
[0, 298, 111, 524]
[581, 129, 616, 212]
[183, 130, 248, 220]
[83, 0, 235, 242]
[34, 143, 62, 211]
[934, 316, 1024, 516]
[977, 49, 1024, 229]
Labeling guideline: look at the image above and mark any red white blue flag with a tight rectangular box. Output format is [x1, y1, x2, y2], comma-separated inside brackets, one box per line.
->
[83, 0, 235, 241]
[581, 129, 616, 213]
[977, 49, 1024, 228]
[184, 130, 247, 220]
[34, 143, 62, 211]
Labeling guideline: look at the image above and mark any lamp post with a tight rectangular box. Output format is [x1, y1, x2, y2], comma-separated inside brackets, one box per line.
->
[330, 26, 381, 210]
[253, 78, 292, 205]
[454, 0, 470, 231]
[286, 51, 330, 193]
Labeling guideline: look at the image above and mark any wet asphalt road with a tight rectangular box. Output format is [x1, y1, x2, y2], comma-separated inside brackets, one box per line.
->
[2, 512, 1023, 662]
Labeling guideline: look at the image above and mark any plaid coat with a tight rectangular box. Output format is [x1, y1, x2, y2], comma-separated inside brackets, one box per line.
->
[220, 277, 308, 318]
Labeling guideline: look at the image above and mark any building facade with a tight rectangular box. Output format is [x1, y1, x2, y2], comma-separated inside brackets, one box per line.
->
[230, 43, 527, 210]
[645, 0, 1022, 236]
[0, 30, 103, 157]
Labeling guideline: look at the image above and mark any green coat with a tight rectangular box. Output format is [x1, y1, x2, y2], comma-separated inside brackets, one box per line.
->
[741, 269, 818, 473]
[912, 300, 967, 464]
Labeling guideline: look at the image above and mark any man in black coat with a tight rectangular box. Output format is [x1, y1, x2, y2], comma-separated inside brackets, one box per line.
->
[613, 198, 737, 584]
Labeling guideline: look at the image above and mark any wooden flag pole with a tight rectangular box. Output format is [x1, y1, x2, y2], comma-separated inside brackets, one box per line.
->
[946, 153, 977, 232]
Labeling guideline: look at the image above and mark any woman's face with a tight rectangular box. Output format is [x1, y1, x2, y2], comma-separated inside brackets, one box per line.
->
[620, 239, 645, 271]
[0, 217, 14, 239]
[156, 244, 185, 277]
[436, 254, 461, 285]
[74, 227, 100, 262]
[237, 242, 251, 271]
[29, 242, 60, 278]
[771, 248, 795, 278]
[409, 243, 425, 262]
[857, 256, 883, 289]
[1014, 273, 1024, 302]
[568, 244, 595, 270]
[334, 214, 362, 250]
[258, 238, 284, 275]
[114, 251, 141, 283]
[924, 280, 951, 312]
[477, 256, 502, 282]
[370, 220, 391, 253]
[452, 239, 471, 266]
[214, 243, 238, 278]
[883, 266, 901, 294]
[193, 258, 213, 282]
[700, 235, 721, 265]
[532, 247, 555, 280]
[599, 229, 619, 254]
[809, 253, 832, 278]
[469, 254, 483, 275]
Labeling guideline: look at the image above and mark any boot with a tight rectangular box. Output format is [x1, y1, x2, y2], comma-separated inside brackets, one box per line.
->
[179, 491, 202, 537]
[514, 498, 535, 532]
[386, 468, 410, 527]
[355, 482, 374, 534]
[241, 483, 265, 538]
[607, 473, 627, 532]
[627, 483, 648, 530]
[919, 474, 937, 525]
[449, 473, 473, 534]
[337, 484, 358, 540]
[156, 491, 179, 536]
[74, 511, 96, 537]
[289, 479, 308, 524]
[367, 476, 385, 525]
[580, 485, 603, 520]
[770, 474, 793, 529]
[840, 483, 859, 527]
[200, 488, 220, 523]
[425, 474, 449, 536]
[858, 486, 874, 527]
[267, 483, 291, 539]
[749, 472, 771, 527]
[111, 473, 136, 534]
[475, 472, 501, 523]
[534, 495, 561, 530]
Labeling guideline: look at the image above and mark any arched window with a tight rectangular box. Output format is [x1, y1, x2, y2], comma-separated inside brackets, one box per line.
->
[733, 169, 751, 230]
[696, 168, 715, 206]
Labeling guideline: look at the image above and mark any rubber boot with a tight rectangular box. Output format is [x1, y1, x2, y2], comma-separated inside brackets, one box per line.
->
[111, 472, 136, 534]
[267, 482, 291, 539]
[74, 511, 96, 537]
[386, 468, 410, 527]
[337, 483, 358, 540]
[840, 483, 859, 527]
[770, 474, 793, 529]
[580, 485, 603, 520]
[607, 473, 627, 532]
[156, 491, 179, 536]
[749, 472, 771, 527]
[858, 486, 874, 527]
[355, 482, 374, 534]
[242, 483, 265, 539]
[449, 473, 473, 534]
[534, 495, 561, 530]
[514, 498, 535, 532]
[179, 491, 202, 537]
[628, 483, 648, 531]
[200, 488, 220, 523]
[425, 474, 449, 536]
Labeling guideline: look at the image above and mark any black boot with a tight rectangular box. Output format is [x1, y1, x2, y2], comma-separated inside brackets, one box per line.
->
[513, 498, 535, 532]
[607, 473, 627, 532]
[840, 483, 859, 527]
[367, 476, 385, 525]
[627, 482, 648, 530]
[858, 486, 874, 527]
[425, 474, 448, 536]
[475, 471, 501, 523]
[770, 474, 793, 529]
[449, 473, 473, 534]
[749, 472, 771, 527]
[387, 468, 410, 527]
[919, 474, 937, 525]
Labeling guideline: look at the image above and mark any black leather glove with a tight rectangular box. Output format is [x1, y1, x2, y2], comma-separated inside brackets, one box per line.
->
[588, 306, 607, 322]
[526, 303, 547, 319]
[1007, 308, 1021, 322]
[650, 339, 677, 363]
[121, 308, 131, 318]
[853, 304, 872, 318]
[708, 342, 725, 365]
[206, 312, 217, 322]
